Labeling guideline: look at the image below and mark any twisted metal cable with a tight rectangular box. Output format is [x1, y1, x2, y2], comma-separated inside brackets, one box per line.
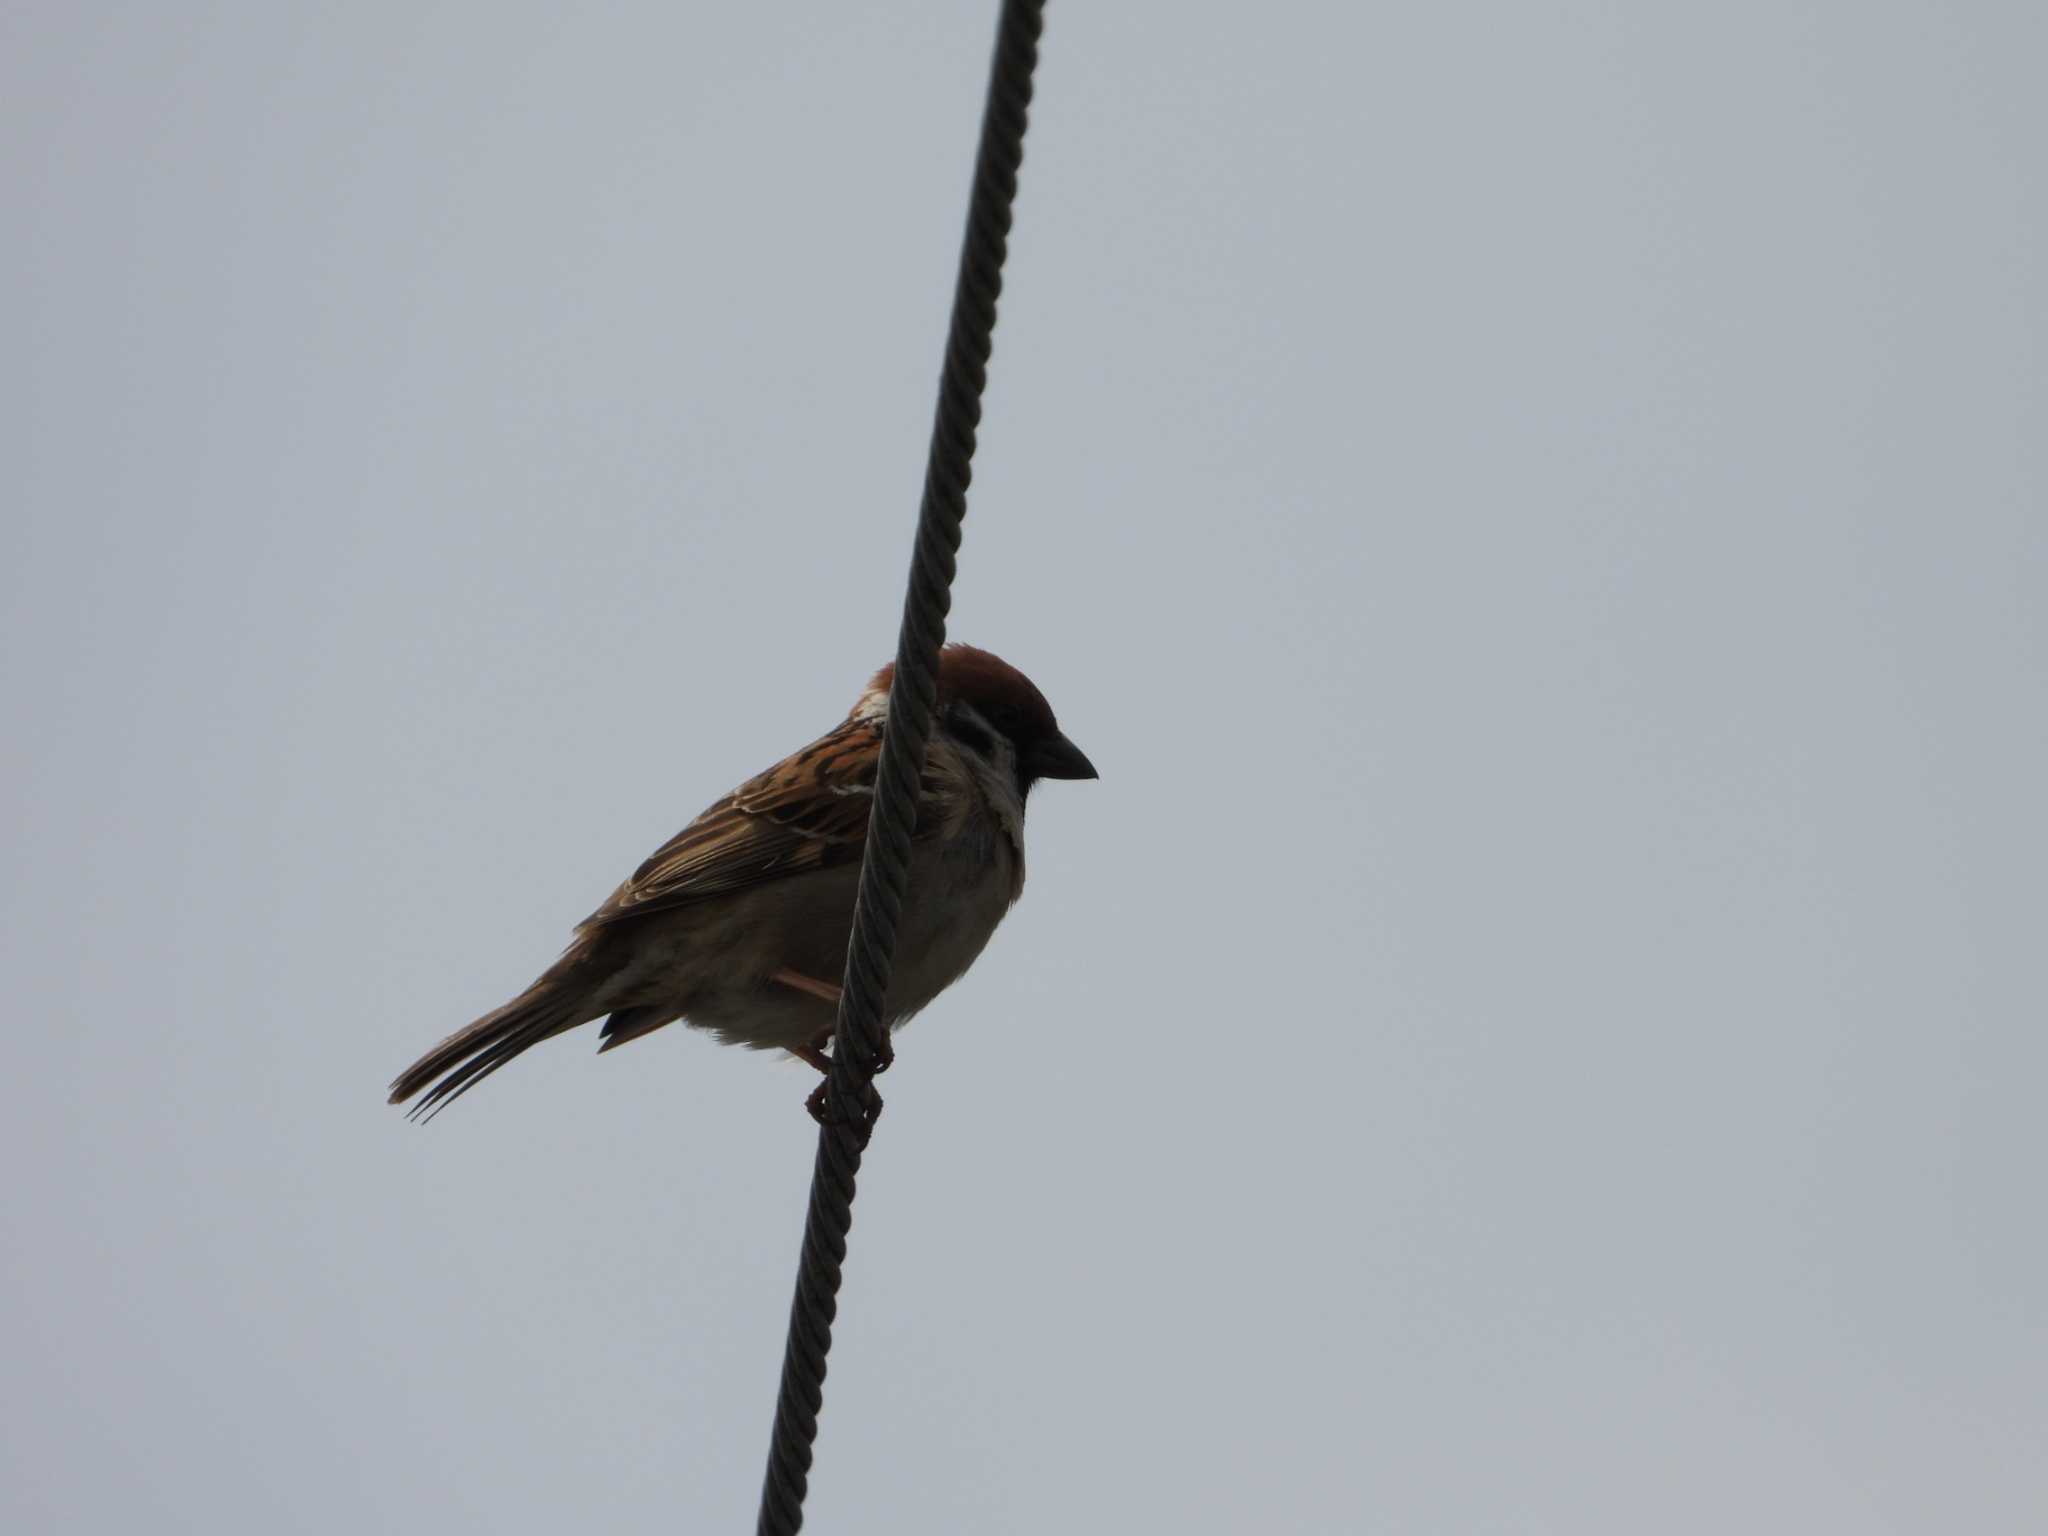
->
[754, 4, 1047, 1532]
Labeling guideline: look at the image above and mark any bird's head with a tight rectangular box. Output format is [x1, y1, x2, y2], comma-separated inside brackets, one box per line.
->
[853, 643, 1097, 795]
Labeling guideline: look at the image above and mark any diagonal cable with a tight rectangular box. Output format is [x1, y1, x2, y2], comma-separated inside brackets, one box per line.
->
[754, 4, 1048, 1533]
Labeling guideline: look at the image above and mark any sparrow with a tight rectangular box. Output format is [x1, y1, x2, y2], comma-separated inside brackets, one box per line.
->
[388, 644, 1097, 1119]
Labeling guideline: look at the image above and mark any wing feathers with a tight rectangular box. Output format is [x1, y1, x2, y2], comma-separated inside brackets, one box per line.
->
[582, 719, 882, 926]
[581, 718, 976, 928]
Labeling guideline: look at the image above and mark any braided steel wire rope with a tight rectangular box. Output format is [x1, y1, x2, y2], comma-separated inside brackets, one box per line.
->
[755, 4, 1048, 1531]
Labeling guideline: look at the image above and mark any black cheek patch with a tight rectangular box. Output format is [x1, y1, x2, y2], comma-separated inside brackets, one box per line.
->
[950, 717, 997, 759]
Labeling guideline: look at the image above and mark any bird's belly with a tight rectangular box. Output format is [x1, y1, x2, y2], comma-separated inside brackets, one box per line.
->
[888, 833, 1017, 1018]
[669, 829, 1017, 1052]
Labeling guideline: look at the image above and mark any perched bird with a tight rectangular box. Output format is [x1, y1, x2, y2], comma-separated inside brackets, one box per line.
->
[388, 644, 1097, 1119]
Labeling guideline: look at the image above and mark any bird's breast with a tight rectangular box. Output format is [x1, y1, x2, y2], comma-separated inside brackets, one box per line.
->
[888, 815, 1021, 1021]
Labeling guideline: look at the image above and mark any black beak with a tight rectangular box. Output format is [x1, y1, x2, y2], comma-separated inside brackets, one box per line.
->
[1028, 731, 1099, 782]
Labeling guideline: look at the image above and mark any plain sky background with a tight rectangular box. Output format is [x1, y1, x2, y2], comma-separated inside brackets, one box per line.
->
[5, 3, 2044, 1531]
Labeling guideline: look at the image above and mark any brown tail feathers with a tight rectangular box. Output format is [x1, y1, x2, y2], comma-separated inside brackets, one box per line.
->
[389, 942, 611, 1120]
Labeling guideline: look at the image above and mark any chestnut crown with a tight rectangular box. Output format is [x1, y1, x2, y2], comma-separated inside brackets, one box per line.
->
[854, 644, 1097, 788]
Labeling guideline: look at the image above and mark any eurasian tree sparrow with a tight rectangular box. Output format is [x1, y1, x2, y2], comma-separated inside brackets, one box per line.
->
[388, 645, 1097, 1118]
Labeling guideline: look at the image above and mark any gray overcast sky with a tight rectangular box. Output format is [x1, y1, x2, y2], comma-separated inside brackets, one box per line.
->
[5, 3, 2044, 1531]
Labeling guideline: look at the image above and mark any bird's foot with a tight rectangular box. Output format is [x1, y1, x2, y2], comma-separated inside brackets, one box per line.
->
[792, 1023, 891, 1078]
[791, 1033, 886, 1132]
[805, 1076, 884, 1132]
